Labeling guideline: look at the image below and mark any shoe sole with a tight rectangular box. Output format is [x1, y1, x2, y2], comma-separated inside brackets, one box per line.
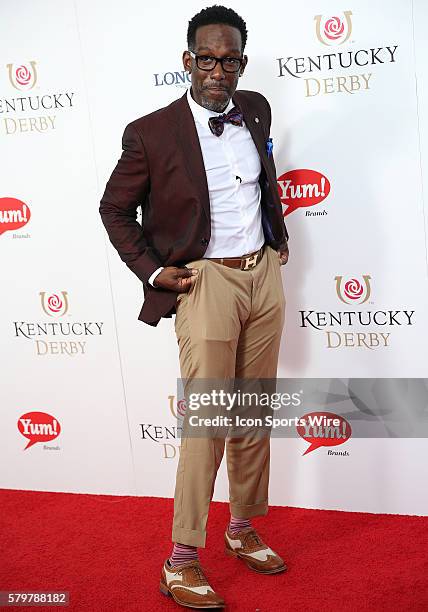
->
[225, 547, 287, 574]
[160, 580, 225, 609]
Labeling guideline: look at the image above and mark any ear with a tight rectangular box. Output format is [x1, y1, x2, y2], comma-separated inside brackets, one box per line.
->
[182, 50, 192, 73]
[239, 54, 248, 77]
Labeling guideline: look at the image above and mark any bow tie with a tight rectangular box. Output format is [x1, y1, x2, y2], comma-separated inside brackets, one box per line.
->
[208, 106, 243, 136]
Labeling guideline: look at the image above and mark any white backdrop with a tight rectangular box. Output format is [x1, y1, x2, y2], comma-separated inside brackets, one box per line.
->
[1, 0, 428, 516]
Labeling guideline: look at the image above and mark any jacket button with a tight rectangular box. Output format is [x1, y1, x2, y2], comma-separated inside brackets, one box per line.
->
[201, 238, 208, 245]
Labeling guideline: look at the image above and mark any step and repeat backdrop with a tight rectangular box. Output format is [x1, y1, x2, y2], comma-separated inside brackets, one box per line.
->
[2, 0, 428, 516]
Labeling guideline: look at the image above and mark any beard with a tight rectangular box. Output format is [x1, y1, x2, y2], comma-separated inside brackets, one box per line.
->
[199, 92, 230, 112]
[197, 81, 235, 113]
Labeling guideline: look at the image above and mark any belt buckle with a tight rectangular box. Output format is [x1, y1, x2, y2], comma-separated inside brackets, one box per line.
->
[241, 251, 259, 271]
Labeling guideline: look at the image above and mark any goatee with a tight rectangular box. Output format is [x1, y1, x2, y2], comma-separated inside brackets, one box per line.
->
[200, 94, 230, 113]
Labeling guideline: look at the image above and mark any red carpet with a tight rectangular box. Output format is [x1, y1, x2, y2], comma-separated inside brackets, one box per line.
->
[1, 489, 427, 611]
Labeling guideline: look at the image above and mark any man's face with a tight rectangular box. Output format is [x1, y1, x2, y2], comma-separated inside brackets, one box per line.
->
[183, 24, 247, 112]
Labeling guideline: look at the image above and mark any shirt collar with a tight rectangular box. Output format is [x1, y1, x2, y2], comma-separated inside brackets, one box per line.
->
[186, 87, 235, 127]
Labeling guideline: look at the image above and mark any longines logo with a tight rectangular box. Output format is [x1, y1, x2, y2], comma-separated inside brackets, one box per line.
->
[276, 9, 398, 98]
[299, 275, 415, 349]
[13, 291, 104, 356]
[0, 197, 31, 239]
[153, 69, 191, 88]
[314, 11, 353, 46]
[2, 60, 75, 135]
[335, 275, 371, 304]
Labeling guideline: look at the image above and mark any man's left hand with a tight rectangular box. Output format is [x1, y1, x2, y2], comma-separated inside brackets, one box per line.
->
[277, 240, 289, 265]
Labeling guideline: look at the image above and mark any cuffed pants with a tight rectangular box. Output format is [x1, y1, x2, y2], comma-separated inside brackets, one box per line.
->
[172, 245, 286, 547]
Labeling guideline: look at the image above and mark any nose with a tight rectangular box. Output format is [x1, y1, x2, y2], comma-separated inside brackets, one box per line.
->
[210, 60, 226, 80]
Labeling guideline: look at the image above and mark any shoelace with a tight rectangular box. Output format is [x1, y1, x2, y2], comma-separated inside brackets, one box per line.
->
[174, 564, 207, 584]
[191, 565, 208, 584]
[244, 530, 263, 549]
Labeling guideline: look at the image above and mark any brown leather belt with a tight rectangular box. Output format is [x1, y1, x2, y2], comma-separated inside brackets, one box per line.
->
[206, 245, 265, 270]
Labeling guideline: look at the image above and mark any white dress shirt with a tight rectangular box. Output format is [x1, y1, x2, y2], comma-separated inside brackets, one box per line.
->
[148, 87, 265, 286]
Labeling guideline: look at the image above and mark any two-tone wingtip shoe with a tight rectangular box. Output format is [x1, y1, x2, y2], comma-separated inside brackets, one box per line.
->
[160, 559, 225, 609]
[225, 527, 287, 574]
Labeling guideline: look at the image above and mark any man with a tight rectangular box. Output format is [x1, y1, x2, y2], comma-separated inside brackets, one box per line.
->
[100, 6, 289, 609]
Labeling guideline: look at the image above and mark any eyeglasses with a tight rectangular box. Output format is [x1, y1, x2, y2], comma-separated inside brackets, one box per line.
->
[188, 51, 243, 73]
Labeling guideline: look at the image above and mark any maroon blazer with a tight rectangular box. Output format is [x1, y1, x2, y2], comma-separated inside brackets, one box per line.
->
[99, 89, 289, 326]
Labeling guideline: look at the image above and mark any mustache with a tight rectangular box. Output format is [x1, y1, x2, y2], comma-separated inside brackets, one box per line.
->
[202, 85, 229, 91]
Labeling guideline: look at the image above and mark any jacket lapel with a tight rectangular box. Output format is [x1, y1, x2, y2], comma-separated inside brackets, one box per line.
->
[233, 91, 280, 218]
[170, 90, 276, 223]
[173, 92, 210, 224]
[233, 91, 272, 180]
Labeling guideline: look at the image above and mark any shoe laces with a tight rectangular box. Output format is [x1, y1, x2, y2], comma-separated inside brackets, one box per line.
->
[174, 563, 207, 584]
[244, 529, 263, 548]
[191, 565, 208, 584]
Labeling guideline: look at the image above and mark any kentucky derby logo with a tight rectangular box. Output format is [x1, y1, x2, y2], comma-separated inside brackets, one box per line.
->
[169, 396, 187, 419]
[314, 11, 353, 46]
[335, 275, 371, 305]
[7, 61, 38, 90]
[39, 291, 69, 317]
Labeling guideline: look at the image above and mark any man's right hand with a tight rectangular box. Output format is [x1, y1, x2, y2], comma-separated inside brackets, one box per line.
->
[153, 266, 199, 292]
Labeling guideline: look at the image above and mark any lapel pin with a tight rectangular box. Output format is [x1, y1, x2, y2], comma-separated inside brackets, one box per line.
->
[266, 137, 273, 157]
[254, 117, 259, 123]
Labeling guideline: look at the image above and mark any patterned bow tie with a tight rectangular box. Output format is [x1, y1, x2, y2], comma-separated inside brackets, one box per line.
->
[208, 106, 243, 136]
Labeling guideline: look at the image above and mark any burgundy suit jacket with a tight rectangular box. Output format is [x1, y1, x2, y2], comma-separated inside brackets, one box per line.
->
[99, 89, 289, 326]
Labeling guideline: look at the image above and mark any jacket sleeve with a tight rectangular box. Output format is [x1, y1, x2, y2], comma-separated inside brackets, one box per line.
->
[99, 122, 162, 285]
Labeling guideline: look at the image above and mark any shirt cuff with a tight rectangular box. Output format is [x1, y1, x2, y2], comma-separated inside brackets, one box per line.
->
[148, 266, 164, 287]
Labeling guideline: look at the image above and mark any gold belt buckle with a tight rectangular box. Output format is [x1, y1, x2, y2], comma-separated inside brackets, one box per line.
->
[241, 250, 259, 271]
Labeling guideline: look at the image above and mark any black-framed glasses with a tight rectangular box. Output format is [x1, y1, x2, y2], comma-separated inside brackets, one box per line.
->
[188, 51, 243, 73]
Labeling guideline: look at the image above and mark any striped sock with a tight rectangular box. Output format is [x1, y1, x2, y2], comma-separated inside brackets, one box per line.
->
[229, 515, 252, 534]
[169, 542, 199, 567]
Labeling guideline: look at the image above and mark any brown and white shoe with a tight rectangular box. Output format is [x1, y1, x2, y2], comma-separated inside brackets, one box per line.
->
[225, 527, 287, 574]
[160, 559, 225, 609]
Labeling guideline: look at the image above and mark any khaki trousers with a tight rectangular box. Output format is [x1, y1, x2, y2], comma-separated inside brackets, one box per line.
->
[172, 245, 286, 547]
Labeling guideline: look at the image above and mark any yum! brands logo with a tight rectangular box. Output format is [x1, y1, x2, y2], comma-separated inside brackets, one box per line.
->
[299, 275, 415, 350]
[0, 197, 31, 238]
[277, 169, 330, 217]
[314, 11, 353, 46]
[18, 411, 61, 450]
[297, 412, 351, 455]
[13, 291, 104, 356]
[7, 61, 38, 90]
[296, 412, 352, 455]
